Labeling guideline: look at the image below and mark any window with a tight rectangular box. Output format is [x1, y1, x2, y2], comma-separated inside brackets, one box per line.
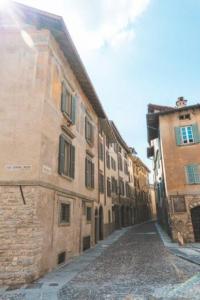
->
[181, 126, 194, 144]
[111, 177, 118, 194]
[61, 82, 76, 124]
[107, 178, 111, 197]
[119, 178, 125, 196]
[175, 124, 200, 145]
[114, 143, 118, 153]
[85, 117, 94, 145]
[118, 154, 123, 171]
[99, 173, 104, 193]
[99, 142, 104, 160]
[186, 164, 200, 184]
[124, 160, 129, 175]
[126, 182, 130, 197]
[85, 156, 94, 189]
[86, 207, 92, 222]
[106, 136, 109, 148]
[60, 203, 70, 224]
[179, 114, 190, 120]
[111, 157, 116, 170]
[106, 151, 110, 169]
[58, 135, 75, 179]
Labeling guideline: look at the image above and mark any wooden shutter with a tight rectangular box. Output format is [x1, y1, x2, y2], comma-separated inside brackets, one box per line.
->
[193, 164, 200, 183]
[85, 117, 88, 141]
[61, 83, 67, 113]
[71, 95, 76, 124]
[85, 158, 88, 187]
[174, 127, 181, 145]
[70, 145, 75, 179]
[186, 165, 195, 184]
[58, 135, 65, 175]
[91, 162, 94, 188]
[192, 124, 200, 143]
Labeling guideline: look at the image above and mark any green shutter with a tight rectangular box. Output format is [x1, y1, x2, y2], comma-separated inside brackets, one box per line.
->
[186, 165, 195, 184]
[58, 135, 65, 175]
[175, 127, 181, 146]
[85, 158, 88, 187]
[70, 145, 75, 179]
[71, 95, 76, 124]
[192, 123, 200, 143]
[193, 164, 200, 183]
[85, 117, 88, 140]
[61, 83, 67, 113]
[91, 163, 94, 188]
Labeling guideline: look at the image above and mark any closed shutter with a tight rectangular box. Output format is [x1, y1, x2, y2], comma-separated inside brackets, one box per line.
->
[194, 164, 200, 183]
[85, 117, 88, 140]
[61, 83, 67, 113]
[186, 165, 195, 184]
[85, 158, 88, 187]
[71, 95, 76, 124]
[91, 163, 94, 188]
[192, 124, 200, 143]
[58, 135, 65, 175]
[175, 127, 181, 145]
[70, 145, 75, 179]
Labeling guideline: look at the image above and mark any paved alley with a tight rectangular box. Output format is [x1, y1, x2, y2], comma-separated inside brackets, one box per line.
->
[1, 222, 200, 300]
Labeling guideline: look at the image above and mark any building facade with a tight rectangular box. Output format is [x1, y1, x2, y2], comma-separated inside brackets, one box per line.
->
[0, 3, 151, 285]
[147, 97, 200, 242]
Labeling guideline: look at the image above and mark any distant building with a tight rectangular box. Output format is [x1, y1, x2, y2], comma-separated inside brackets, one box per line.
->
[147, 97, 200, 242]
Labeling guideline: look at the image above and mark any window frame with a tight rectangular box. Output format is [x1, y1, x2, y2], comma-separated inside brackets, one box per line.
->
[86, 206, 92, 222]
[85, 116, 94, 146]
[59, 202, 70, 225]
[85, 156, 95, 189]
[180, 126, 194, 144]
[58, 135, 75, 180]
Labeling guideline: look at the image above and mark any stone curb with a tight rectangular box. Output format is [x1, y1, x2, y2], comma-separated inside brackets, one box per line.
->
[155, 222, 200, 266]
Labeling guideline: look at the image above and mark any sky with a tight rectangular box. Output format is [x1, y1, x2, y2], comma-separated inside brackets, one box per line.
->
[9, 0, 200, 174]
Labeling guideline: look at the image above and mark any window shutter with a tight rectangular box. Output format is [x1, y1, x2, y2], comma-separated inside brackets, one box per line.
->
[193, 164, 200, 183]
[174, 127, 181, 146]
[85, 117, 88, 140]
[58, 135, 65, 175]
[61, 83, 67, 113]
[192, 123, 200, 143]
[85, 158, 88, 187]
[186, 165, 195, 184]
[71, 95, 76, 124]
[70, 145, 75, 179]
[91, 163, 94, 188]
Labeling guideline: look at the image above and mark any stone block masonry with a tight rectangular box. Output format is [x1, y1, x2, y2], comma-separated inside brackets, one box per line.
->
[0, 186, 43, 285]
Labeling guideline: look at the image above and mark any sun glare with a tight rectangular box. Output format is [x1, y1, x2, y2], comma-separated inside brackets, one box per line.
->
[0, 0, 10, 10]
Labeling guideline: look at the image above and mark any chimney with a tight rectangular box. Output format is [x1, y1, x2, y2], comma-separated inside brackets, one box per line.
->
[176, 97, 187, 108]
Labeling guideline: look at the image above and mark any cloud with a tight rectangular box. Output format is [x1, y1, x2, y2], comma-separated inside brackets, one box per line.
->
[17, 0, 151, 51]
[62, 0, 151, 51]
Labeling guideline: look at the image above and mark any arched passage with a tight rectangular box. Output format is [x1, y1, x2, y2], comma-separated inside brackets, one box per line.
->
[191, 206, 200, 242]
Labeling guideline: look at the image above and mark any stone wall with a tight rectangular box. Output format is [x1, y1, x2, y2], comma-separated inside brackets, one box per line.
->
[0, 186, 42, 285]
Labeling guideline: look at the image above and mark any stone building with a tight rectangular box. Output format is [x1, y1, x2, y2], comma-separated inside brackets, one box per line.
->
[0, 2, 151, 285]
[129, 155, 151, 223]
[147, 97, 200, 242]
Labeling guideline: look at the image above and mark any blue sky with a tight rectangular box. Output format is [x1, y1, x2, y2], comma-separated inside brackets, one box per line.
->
[13, 0, 200, 173]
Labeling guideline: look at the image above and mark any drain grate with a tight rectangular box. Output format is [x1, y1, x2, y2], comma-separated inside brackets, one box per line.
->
[49, 283, 59, 287]
[26, 283, 43, 289]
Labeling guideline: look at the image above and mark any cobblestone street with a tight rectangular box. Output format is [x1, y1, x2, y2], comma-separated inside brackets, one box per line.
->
[1, 222, 200, 300]
[58, 222, 200, 299]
